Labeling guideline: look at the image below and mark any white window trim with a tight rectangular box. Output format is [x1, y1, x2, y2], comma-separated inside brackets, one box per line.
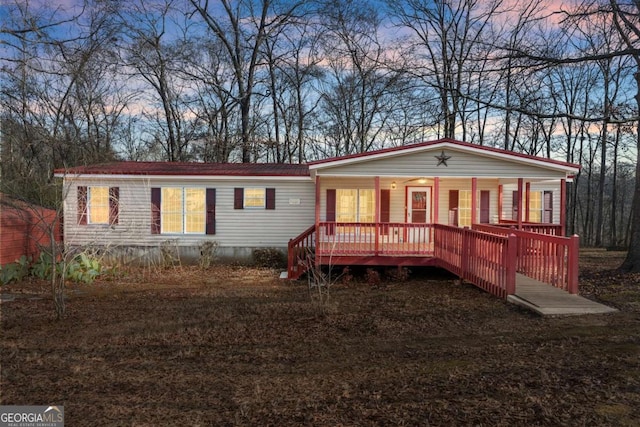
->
[337, 189, 375, 223]
[244, 188, 266, 209]
[161, 187, 206, 235]
[88, 186, 109, 225]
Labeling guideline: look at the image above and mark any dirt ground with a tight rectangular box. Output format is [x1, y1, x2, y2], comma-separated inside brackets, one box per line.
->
[1, 249, 639, 426]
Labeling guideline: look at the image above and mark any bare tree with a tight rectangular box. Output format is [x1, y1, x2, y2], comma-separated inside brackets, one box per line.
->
[386, 0, 505, 139]
[188, 0, 304, 162]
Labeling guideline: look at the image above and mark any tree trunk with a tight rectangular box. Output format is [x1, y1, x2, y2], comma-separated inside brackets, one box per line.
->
[620, 71, 640, 271]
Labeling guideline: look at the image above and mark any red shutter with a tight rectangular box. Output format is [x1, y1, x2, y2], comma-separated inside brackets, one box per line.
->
[512, 190, 519, 221]
[480, 190, 490, 224]
[109, 187, 119, 225]
[326, 189, 336, 221]
[206, 188, 216, 235]
[151, 188, 161, 234]
[543, 191, 553, 223]
[449, 190, 459, 226]
[326, 189, 336, 235]
[380, 189, 391, 235]
[266, 188, 276, 210]
[234, 188, 244, 209]
[77, 186, 88, 225]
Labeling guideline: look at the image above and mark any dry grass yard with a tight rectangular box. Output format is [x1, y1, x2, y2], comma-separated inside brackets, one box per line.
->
[1, 249, 639, 426]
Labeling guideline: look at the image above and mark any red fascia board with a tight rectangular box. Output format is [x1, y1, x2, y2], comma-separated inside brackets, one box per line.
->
[54, 162, 310, 177]
[308, 138, 581, 170]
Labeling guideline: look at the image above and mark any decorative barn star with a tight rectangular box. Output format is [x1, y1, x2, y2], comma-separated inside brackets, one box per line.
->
[435, 150, 451, 166]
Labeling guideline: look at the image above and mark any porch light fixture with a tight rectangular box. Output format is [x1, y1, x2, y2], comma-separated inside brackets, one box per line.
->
[418, 178, 427, 184]
[391, 181, 397, 189]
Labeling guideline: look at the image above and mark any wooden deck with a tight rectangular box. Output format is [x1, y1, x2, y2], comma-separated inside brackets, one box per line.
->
[508, 274, 617, 316]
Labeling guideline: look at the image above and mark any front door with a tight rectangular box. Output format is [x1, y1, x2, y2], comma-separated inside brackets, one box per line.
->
[407, 187, 431, 243]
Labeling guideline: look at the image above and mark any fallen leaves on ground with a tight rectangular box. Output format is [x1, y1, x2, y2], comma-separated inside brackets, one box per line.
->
[1, 250, 639, 426]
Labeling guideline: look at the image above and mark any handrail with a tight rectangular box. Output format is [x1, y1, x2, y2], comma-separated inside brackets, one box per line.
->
[472, 223, 579, 293]
[288, 221, 578, 297]
[434, 224, 516, 298]
[287, 225, 316, 280]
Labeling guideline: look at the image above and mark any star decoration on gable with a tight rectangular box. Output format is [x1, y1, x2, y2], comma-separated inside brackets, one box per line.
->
[435, 150, 451, 166]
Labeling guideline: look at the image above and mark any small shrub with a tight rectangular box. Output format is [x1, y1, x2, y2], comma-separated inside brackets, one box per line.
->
[252, 248, 285, 268]
[0, 256, 30, 285]
[199, 241, 219, 269]
[29, 251, 105, 285]
[31, 252, 54, 280]
[385, 267, 411, 282]
[66, 253, 103, 285]
[365, 268, 381, 286]
[159, 240, 180, 268]
[340, 266, 354, 285]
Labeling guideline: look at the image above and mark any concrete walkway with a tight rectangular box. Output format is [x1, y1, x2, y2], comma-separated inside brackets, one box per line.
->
[507, 274, 618, 316]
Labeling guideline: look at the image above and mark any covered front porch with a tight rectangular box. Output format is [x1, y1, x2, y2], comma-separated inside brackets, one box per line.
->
[287, 140, 583, 303]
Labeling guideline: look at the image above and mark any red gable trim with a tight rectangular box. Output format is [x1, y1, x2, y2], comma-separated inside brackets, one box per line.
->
[308, 138, 581, 171]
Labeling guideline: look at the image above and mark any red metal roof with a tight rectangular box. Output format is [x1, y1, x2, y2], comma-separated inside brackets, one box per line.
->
[308, 138, 581, 170]
[55, 162, 310, 177]
[54, 139, 580, 177]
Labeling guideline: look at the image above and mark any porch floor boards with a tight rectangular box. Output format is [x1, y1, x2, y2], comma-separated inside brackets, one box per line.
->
[508, 274, 617, 316]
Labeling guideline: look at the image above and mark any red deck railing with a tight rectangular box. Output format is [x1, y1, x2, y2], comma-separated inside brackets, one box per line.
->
[287, 225, 316, 280]
[287, 222, 578, 298]
[316, 222, 434, 256]
[473, 224, 579, 293]
[496, 220, 563, 236]
[434, 225, 516, 298]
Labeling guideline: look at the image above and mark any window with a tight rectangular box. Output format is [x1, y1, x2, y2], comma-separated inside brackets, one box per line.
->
[160, 188, 205, 234]
[244, 188, 266, 208]
[529, 191, 542, 222]
[234, 188, 276, 210]
[458, 190, 472, 227]
[88, 187, 110, 224]
[78, 186, 119, 225]
[528, 191, 553, 223]
[336, 189, 374, 222]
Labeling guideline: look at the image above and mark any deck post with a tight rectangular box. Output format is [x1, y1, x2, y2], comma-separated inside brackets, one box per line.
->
[567, 234, 580, 294]
[374, 176, 380, 256]
[434, 177, 439, 224]
[517, 178, 524, 230]
[560, 178, 566, 236]
[498, 184, 503, 223]
[461, 227, 470, 282]
[506, 233, 517, 295]
[471, 177, 477, 225]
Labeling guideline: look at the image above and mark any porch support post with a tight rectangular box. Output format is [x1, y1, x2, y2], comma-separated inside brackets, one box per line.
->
[315, 175, 321, 228]
[498, 184, 503, 223]
[560, 178, 566, 236]
[471, 177, 477, 225]
[517, 178, 524, 230]
[525, 181, 531, 222]
[434, 177, 440, 224]
[315, 175, 321, 266]
[374, 176, 380, 256]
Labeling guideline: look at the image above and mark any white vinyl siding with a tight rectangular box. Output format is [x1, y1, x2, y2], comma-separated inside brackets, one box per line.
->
[62, 177, 314, 248]
[316, 147, 569, 179]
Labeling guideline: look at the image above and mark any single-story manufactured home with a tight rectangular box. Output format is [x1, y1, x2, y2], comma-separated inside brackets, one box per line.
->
[55, 138, 581, 298]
